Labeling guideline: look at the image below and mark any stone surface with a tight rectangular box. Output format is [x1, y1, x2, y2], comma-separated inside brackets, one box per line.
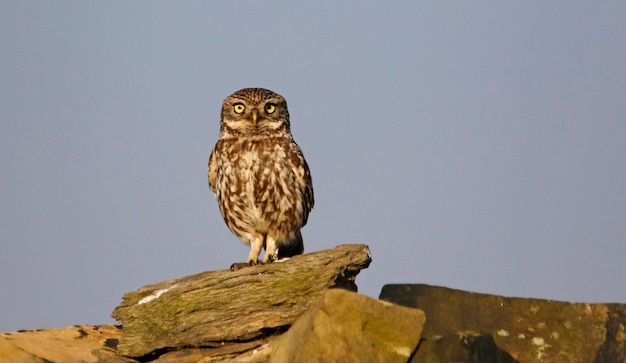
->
[0, 325, 136, 363]
[112, 244, 371, 358]
[151, 338, 277, 363]
[0, 338, 47, 363]
[412, 333, 519, 363]
[380, 284, 626, 362]
[6, 255, 626, 362]
[271, 289, 426, 363]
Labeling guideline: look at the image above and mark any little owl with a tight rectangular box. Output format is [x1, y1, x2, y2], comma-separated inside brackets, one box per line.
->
[208, 88, 314, 270]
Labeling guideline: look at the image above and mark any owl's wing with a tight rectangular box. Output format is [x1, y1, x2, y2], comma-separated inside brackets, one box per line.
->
[208, 145, 218, 193]
[289, 141, 314, 225]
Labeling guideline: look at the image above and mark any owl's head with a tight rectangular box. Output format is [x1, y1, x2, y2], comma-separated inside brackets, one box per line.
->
[219, 88, 291, 137]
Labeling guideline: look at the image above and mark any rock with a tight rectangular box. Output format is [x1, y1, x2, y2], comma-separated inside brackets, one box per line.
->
[9, 248, 626, 362]
[151, 341, 274, 363]
[111, 244, 372, 358]
[412, 333, 519, 363]
[0, 325, 135, 363]
[0, 338, 47, 363]
[271, 289, 426, 363]
[380, 284, 626, 362]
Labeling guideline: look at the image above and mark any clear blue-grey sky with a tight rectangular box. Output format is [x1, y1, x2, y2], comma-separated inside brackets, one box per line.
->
[1, 2, 625, 331]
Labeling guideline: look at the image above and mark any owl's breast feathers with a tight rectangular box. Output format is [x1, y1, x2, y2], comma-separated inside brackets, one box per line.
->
[208, 137, 314, 232]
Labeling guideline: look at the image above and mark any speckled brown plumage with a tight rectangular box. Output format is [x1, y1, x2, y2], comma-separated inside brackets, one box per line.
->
[208, 88, 314, 268]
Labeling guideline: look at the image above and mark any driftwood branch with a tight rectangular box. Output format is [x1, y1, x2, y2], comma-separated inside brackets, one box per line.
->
[111, 244, 371, 357]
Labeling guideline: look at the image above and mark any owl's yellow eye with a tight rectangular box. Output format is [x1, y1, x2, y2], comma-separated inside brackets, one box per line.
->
[265, 103, 276, 114]
[233, 103, 245, 114]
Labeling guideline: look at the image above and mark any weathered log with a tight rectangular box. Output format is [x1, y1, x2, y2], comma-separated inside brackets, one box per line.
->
[111, 244, 371, 358]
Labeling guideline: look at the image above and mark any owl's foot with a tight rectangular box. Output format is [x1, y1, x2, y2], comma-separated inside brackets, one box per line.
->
[263, 238, 279, 264]
[230, 259, 258, 271]
[265, 252, 278, 263]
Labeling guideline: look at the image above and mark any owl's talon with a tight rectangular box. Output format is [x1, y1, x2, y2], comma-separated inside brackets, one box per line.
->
[230, 260, 258, 271]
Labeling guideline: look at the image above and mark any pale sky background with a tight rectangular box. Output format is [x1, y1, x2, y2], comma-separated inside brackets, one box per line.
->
[1, 2, 625, 332]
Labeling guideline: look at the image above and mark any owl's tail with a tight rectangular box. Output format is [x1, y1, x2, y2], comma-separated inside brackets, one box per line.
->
[277, 230, 304, 259]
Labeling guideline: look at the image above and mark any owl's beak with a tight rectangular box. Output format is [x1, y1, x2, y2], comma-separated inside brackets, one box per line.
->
[251, 109, 258, 126]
